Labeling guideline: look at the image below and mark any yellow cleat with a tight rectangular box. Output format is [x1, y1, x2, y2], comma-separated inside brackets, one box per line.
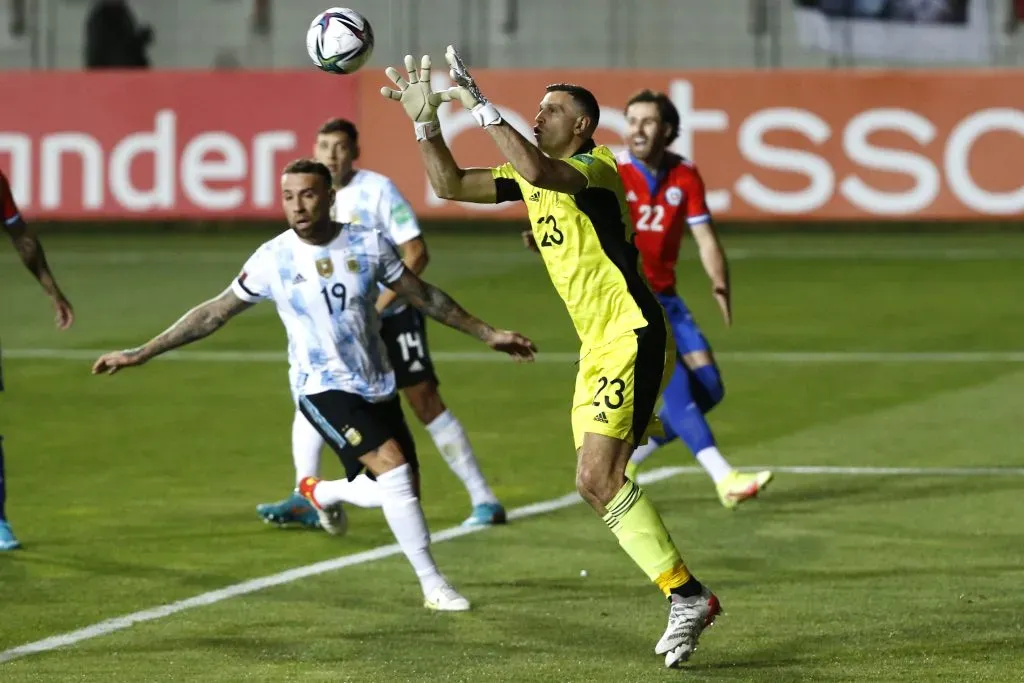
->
[716, 470, 773, 510]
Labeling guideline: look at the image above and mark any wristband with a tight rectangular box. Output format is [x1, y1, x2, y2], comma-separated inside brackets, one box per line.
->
[470, 102, 502, 127]
[414, 120, 441, 141]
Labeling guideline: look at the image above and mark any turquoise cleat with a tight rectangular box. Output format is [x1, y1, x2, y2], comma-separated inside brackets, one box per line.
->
[461, 502, 507, 527]
[0, 520, 21, 551]
[256, 491, 321, 529]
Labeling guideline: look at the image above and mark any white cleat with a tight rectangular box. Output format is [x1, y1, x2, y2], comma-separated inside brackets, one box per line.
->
[317, 503, 348, 537]
[424, 583, 471, 612]
[655, 586, 722, 668]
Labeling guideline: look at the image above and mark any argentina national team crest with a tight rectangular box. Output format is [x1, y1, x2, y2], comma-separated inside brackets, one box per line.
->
[343, 426, 363, 446]
[346, 257, 361, 273]
[316, 257, 334, 277]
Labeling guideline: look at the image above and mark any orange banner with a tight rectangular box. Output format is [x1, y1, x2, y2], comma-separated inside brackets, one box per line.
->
[359, 70, 1024, 220]
[0, 70, 1020, 220]
[0, 72, 357, 219]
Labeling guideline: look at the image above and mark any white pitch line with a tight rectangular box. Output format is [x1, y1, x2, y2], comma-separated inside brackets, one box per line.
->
[5, 349, 1024, 364]
[717, 351, 1024, 363]
[741, 465, 1024, 476]
[725, 247, 1024, 261]
[4, 463, 1024, 665]
[0, 465, 681, 665]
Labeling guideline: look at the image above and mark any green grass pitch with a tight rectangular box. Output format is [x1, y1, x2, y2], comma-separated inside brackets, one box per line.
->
[1, 227, 1023, 682]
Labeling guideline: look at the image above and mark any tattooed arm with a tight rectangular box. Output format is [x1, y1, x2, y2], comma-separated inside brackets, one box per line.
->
[388, 268, 494, 340]
[387, 269, 537, 360]
[5, 217, 75, 329]
[375, 236, 429, 314]
[92, 288, 254, 374]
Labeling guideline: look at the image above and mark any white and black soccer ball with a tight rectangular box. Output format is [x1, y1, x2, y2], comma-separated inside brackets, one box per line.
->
[306, 7, 375, 74]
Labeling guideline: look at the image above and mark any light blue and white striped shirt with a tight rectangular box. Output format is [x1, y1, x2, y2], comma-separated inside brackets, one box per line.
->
[231, 222, 405, 402]
[332, 169, 421, 318]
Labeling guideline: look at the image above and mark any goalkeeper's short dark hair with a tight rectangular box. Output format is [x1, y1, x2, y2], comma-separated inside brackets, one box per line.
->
[626, 89, 680, 147]
[282, 158, 333, 188]
[317, 117, 359, 143]
[546, 83, 600, 131]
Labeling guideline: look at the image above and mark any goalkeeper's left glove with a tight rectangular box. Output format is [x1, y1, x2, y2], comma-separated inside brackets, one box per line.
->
[439, 44, 502, 128]
[380, 54, 445, 141]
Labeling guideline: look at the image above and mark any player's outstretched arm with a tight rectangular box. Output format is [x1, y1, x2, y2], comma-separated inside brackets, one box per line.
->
[419, 136, 499, 203]
[440, 45, 587, 195]
[690, 223, 732, 327]
[4, 217, 74, 330]
[483, 120, 586, 194]
[379, 54, 498, 204]
[92, 289, 254, 375]
[388, 269, 536, 362]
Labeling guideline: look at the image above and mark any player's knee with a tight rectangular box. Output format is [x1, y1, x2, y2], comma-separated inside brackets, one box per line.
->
[574, 466, 601, 505]
[361, 439, 408, 476]
[575, 460, 619, 508]
[403, 381, 445, 425]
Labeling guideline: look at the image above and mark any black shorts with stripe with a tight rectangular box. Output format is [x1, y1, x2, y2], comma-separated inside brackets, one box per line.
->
[298, 390, 419, 481]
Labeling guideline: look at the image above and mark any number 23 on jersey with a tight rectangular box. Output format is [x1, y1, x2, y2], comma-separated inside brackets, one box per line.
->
[536, 215, 564, 247]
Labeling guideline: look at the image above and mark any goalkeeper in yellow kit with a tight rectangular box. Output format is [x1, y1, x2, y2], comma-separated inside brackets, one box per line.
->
[380, 50, 721, 668]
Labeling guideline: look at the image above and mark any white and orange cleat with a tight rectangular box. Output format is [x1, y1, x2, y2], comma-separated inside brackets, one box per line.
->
[656, 586, 722, 668]
[716, 470, 774, 510]
[298, 476, 348, 536]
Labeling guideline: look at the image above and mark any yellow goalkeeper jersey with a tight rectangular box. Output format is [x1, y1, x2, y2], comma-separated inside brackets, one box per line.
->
[491, 141, 663, 350]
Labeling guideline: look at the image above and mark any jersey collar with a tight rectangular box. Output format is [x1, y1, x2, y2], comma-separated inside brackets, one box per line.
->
[628, 152, 666, 199]
[571, 138, 597, 157]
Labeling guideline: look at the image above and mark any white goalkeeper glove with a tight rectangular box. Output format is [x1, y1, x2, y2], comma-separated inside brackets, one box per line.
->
[380, 54, 445, 141]
[439, 44, 502, 128]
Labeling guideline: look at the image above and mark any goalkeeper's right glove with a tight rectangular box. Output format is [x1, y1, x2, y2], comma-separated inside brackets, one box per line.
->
[380, 54, 445, 141]
[439, 44, 502, 128]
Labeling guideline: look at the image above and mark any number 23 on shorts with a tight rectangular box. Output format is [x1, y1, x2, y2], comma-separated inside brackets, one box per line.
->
[571, 366, 636, 449]
[593, 376, 626, 409]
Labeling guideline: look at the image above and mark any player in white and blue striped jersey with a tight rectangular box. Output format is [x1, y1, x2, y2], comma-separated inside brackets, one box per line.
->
[256, 118, 506, 531]
[91, 159, 536, 611]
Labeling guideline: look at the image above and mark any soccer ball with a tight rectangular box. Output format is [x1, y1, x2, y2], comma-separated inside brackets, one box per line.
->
[306, 8, 375, 74]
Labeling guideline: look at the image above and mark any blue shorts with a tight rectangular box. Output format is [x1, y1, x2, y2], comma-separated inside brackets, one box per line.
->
[656, 292, 711, 356]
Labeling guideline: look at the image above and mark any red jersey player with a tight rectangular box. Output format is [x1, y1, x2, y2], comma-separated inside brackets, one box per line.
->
[1, 169, 74, 551]
[617, 90, 772, 509]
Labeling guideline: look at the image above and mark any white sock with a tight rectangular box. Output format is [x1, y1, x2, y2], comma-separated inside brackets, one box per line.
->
[292, 410, 324, 486]
[696, 446, 734, 484]
[629, 438, 661, 467]
[425, 410, 498, 507]
[310, 474, 382, 508]
[377, 463, 445, 596]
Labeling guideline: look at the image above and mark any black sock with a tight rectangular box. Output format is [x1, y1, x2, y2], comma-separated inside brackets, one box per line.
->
[669, 577, 704, 599]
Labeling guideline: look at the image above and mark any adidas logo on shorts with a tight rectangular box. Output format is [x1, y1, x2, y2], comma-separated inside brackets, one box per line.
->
[529, 191, 541, 202]
[594, 412, 609, 424]
[293, 273, 306, 284]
